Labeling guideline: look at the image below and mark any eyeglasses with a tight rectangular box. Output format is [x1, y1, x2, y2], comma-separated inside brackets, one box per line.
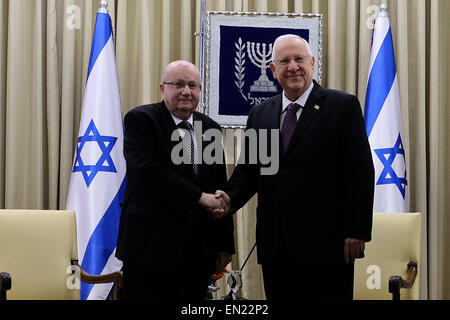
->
[273, 55, 311, 66]
[163, 80, 201, 91]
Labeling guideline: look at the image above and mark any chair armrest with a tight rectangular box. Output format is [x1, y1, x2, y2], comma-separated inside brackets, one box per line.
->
[0, 272, 12, 301]
[71, 259, 123, 287]
[388, 262, 418, 300]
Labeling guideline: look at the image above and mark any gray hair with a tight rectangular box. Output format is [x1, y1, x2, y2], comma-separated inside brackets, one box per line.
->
[271, 34, 314, 61]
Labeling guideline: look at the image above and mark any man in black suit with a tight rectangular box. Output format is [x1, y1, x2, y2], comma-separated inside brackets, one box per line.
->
[116, 60, 234, 300]
[216, 34, 374, 300]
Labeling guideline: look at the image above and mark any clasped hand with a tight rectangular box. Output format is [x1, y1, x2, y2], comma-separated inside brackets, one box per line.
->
[344, 238, 366, 263]
[198, 190, 230, 219]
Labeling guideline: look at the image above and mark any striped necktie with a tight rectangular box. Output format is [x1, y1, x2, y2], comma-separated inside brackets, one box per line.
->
[178, 121, 199, 176]
[281, 103, 301, 153]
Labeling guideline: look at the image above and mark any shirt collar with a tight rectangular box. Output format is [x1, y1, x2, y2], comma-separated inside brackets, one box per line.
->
[282, 81, 314, 113]
[171, 113, 194, 127]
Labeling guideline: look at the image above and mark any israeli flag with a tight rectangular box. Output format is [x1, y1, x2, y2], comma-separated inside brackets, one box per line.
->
[364, 5, 409, 213]
[66, 7, 126, 300]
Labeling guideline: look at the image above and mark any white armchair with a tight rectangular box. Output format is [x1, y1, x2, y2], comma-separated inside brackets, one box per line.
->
[354, 212, 421, 300]
[0, 209, 122, 300]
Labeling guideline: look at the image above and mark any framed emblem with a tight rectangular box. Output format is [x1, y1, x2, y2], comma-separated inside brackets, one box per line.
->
[204, 11, 323, 127]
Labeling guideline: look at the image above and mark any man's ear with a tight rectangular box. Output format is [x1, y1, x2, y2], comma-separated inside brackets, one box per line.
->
[269, 62, 277, 79]
[310, 56, 315, 69]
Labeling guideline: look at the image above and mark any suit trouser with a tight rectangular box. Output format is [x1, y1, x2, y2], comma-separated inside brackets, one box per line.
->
[122, 262, 211, 300]
[261, 257, 354, 300]
[122, 236, 214, 300]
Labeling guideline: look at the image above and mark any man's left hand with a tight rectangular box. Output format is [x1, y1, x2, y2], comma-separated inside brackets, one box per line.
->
[344, 238, 365, 263]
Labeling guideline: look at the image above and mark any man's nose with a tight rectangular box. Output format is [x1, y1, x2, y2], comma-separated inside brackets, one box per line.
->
[181, 84, 191, 94]
[287, 59, 300, 70]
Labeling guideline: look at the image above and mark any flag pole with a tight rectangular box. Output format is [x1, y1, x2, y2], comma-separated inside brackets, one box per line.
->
[99, 0, 108, 13]
[199, 0, 206, 114]
[380, 3, 387, 17]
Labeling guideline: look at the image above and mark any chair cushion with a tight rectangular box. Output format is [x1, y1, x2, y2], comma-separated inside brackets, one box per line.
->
[354, 212, 421, 300]
[0, 210, 80, 300]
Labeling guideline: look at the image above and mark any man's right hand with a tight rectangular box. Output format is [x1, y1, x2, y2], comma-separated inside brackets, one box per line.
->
[198, 191, 230, 219]
[213, 190, 231, 218]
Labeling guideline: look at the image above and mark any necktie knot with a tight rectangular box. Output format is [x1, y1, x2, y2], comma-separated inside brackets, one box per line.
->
[286, 103, 301, 113]
[178, 120, 193, 131]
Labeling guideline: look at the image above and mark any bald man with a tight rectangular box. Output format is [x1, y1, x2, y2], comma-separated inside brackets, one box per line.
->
[116, 60, 234, 300]
[217, 35, 374, 300]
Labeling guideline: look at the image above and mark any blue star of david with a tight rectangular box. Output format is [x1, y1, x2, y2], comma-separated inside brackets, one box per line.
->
[73, 119, 117, 187]
[374, 134, 408, 199]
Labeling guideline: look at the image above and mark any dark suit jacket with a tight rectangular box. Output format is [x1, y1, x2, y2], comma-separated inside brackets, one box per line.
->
[225, 81, 374, 265]
[116, 101, 235, 272]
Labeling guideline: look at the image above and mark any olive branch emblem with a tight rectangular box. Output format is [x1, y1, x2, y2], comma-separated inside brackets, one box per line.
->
[234, 38, 247, 101]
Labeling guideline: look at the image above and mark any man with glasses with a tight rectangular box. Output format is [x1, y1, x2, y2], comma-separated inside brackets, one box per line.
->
[116, 60, 234, 300]
[216, 34, 374, 300]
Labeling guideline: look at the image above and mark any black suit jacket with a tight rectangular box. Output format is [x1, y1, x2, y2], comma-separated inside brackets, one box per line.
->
[116, 101, 235, 271]
[225, 81, 374, 264]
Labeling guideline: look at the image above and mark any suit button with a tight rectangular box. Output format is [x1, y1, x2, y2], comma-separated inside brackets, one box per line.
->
[280, 169, 286, 175]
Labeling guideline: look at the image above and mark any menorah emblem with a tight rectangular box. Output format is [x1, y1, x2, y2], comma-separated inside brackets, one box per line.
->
[247, 41, 277, 93]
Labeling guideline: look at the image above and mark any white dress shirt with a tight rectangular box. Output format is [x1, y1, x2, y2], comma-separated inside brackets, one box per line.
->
[280, 81, 314, 128]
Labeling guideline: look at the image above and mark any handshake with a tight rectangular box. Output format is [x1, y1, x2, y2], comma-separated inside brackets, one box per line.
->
[198, 190, 230, 219]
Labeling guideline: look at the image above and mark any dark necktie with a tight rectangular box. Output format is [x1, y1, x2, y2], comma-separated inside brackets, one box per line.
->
[178, 121, 199, 176]
[281, 103, 301, 153]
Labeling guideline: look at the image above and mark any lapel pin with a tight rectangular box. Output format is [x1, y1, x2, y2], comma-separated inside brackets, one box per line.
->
[314, 105, 320, 110]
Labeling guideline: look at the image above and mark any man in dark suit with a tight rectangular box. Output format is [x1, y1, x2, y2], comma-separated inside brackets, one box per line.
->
[216, 34, 374, 300]
[116, 60, 234, 300]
